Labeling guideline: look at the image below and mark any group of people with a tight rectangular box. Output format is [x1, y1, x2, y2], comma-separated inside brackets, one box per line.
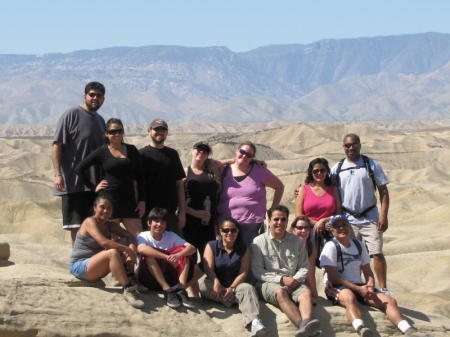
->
[52, 82, 427, 337]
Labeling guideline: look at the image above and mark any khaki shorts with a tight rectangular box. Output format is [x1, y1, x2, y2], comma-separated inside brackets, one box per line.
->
[259, 282, 308, 306]
[351, 221, 383, 255]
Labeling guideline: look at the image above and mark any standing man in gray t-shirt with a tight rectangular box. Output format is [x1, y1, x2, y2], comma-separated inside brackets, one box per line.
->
[52, 82, 106, 243]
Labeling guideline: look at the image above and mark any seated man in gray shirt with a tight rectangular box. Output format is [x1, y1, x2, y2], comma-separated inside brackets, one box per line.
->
[251, 205, 320, 337]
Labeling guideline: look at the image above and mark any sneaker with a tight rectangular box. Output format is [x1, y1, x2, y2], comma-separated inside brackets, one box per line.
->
[296, 318, 320, 337]
[122, 285, 145, 309]
[357, 327, 373, 337]
[250, 318, 267, 336]
[378, 288, 395, 298]
[176, 289, 196, 309]
[164, 289, 181, 309]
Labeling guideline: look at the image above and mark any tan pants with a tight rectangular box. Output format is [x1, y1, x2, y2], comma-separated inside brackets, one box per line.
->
[199, 278, 260, 326]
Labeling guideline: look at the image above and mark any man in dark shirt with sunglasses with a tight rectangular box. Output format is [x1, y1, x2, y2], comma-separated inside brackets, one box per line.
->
[52, 82, 106, 243]
[330, 133, 390, 296]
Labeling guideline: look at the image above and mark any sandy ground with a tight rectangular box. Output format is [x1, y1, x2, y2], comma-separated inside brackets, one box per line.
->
[0, 121, 449, 336]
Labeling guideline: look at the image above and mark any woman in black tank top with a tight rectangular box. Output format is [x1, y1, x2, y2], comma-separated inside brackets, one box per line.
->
[183, 142, 220, 259]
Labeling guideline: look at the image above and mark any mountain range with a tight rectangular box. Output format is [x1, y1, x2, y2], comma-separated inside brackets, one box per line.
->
[1, 32, 449, 125]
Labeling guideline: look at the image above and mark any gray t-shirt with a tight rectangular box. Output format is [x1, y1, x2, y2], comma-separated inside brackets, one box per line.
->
[330, 156, 388, 224]
[53, 106, 105, 195]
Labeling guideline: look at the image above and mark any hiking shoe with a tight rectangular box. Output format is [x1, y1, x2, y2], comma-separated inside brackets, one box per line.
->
[250, 318, 267, 336]
[378, 288, 395, 298]
[164, 289, 181, 309]
[122, 285, 145, 309]
[296, 318, 320, 337]
[176, 289, 196, 309]
[357, 327, 373, 337]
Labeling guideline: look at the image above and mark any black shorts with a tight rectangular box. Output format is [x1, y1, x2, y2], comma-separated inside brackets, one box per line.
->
[61, 192, 95, 230]
[98, 190, 139, 219]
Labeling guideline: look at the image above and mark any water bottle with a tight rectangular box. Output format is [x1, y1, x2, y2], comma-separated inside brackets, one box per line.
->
[202, 195, 211, 226]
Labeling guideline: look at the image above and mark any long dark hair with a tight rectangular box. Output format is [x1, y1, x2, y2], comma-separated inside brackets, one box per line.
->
[217, 218, 242, 248]
[305, 157, 331, 186]
[105, 118, 124, 144]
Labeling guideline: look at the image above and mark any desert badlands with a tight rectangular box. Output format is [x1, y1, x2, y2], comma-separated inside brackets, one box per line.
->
[0, 121, 449, 337]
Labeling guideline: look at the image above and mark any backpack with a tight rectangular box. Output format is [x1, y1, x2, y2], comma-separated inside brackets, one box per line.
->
[335, 154, 376, 190]
[331, 238, 363, 273]
[335, 154, 377, 218]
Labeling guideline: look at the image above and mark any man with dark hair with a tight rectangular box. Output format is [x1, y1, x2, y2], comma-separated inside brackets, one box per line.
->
[252, 205, 320, 337]
[330, 133, 391, 294]
[52, 81, 106, 243]
[139, 119, 186, 232]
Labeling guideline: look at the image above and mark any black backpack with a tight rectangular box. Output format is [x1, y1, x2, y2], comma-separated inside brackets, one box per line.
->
[332, 238, 363, 273]
[335, 154, 378, 218]
[335, 154, 376, 190]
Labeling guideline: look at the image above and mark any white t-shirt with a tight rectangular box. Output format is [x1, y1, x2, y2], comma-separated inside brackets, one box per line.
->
[331, 156, 388, 224]
[137, 231, 186, 250]
[319, 239, 371, 284]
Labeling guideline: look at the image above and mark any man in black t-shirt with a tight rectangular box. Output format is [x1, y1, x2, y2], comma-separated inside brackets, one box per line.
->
[139, 119, 186, 232]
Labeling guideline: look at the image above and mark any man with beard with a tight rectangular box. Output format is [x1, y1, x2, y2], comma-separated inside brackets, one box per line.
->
[139, 119, 186, 232]
[52, 82, 106, 243]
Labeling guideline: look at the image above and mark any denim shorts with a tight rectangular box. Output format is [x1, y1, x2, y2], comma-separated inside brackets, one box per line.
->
[70, 259, 90, 280]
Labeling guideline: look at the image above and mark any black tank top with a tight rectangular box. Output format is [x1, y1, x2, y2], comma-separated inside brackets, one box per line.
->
[185, 166, 219, 212]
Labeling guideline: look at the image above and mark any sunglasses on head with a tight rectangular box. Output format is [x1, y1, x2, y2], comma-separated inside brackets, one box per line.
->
[87, 92, 104, 98]
[294, 225, 311, 231]
[239, 148, 254, 158]
[221, 228, 238, 233]
[312, 168, 327, 175]
[344, 142, 360, 148]
[106, 128, 124, 135]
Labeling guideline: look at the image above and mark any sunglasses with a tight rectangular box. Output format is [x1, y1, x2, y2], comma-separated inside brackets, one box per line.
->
[106, 128, 124, 135]
[87, 92, 104, 98]
[312, 168, 327, 175]
[239, 148, 255, 158]
[294, 225, 311, 231]
[153, 127, 168, 132]
[344, 143, 360, 148]
[221, 228, 238, 233]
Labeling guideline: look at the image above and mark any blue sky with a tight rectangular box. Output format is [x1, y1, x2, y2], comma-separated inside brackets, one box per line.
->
[2, 0, 450, 54]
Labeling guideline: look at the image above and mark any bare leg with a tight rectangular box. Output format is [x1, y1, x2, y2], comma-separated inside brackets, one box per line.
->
[145, 256, 170, 290]
[121, 218, 142, 238]
[85, 249, 129, 286]
[372, 253, 387, 288]
[276, 288, 302, 326]
[367, 293, 403, 326]
[337, 289, 363, 323]
[297, 287, 314, 320]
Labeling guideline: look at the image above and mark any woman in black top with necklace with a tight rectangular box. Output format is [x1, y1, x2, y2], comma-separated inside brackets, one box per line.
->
[76, 118, 145, 237]
[183, 142, 220, 258]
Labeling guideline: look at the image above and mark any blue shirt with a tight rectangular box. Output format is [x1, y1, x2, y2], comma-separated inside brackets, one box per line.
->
[208, 240, 247, 288]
